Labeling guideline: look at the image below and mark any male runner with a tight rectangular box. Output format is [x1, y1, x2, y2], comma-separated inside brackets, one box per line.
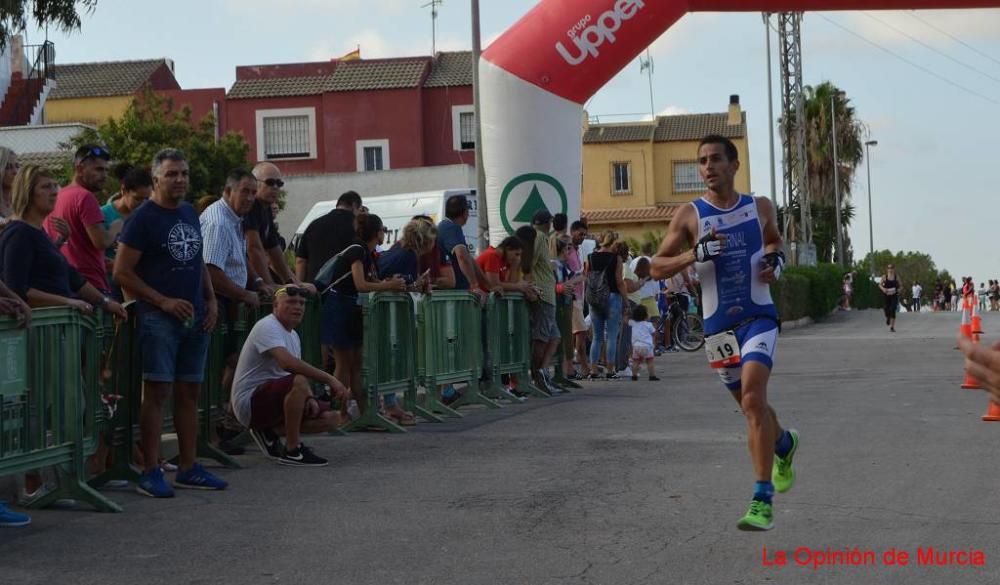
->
[650, 135, 798, 531]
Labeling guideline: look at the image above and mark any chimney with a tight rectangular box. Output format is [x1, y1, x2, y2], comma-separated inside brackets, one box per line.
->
[727, 94, 741, 126]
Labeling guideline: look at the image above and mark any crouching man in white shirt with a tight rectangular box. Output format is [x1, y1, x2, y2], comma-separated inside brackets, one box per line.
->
[232, 285, 349, 466]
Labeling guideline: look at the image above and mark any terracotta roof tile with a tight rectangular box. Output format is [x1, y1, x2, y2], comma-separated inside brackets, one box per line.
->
[50, 59, 170, 100]
[584, 204, 683, 225]
[227, 75, 330, 99]
[424, 51, 473, 88]
[18, 150, 72, 170]
[583, 123, 655, 144]
[584, 112, 746, 144]
[325, 59, 428, 92]
[654, 112, 745, 141]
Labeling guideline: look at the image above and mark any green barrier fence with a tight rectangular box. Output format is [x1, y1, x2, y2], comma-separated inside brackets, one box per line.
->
[1, 291, 537, 508]
[341, 292, 418, 433]
[414, 291, 499, 419]
[91, 308, 143, 488]
[484, 293, 549, 400]
[0, 308, 121, 512]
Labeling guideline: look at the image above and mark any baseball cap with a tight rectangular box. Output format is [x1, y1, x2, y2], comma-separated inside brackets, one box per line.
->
[531, 209, 553, 226]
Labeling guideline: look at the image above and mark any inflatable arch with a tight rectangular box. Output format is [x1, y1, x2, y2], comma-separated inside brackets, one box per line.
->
[479, 0, 999, 244]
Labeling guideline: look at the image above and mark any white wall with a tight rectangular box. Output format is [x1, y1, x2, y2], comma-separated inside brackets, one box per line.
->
[278, 164, 476, 237]
[0, 41, 13, 111]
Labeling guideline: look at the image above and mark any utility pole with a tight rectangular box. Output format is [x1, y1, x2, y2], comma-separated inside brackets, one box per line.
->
[777, 13, 812, 265]
[865, 140, 878, 277]
[831, 90, 845, 267]
[639, 49, 655, 120]
[471, 0, 488, 251]
[422, 0, 443, 55]
[764, 14, 779, 213]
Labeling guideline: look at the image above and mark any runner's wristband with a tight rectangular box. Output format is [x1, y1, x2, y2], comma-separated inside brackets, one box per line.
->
[762, 251, 785, 280]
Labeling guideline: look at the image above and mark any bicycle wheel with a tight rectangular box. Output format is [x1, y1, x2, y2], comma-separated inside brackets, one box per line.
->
[673, 313, 705, 351]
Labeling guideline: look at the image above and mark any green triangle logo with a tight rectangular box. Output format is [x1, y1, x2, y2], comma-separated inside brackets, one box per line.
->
[512, 184, 549, 223]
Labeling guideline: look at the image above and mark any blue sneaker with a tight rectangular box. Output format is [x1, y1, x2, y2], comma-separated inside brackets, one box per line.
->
[136, 467, 175, 498]
[0, 502, 31, 526]
[174, 463, 228, 491]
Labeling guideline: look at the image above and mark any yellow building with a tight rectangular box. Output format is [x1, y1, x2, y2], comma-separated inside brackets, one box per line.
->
[581, 100, 750, 242]
[44, 59, 179, 125]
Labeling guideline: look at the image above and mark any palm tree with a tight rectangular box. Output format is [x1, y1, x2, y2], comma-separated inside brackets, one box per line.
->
[803, 82, 867, 263]
[783, 82, 868, 263]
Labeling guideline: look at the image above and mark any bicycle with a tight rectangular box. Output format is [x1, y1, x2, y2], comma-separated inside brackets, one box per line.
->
[655, 292, 705, 352]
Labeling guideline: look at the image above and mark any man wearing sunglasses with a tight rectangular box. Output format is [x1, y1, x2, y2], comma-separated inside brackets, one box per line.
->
[245, 163, 310, 294]
[232, 285, 348, 466]
[45, 145, 121, 296]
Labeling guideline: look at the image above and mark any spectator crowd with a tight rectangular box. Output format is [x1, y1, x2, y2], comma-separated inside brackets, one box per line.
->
[0, 144, 698, 526]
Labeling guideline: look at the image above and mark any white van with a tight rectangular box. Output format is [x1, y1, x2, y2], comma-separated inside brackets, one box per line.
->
[292, 189, 479, 255]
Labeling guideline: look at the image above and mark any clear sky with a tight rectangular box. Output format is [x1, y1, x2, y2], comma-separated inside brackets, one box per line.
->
[27, 1, 1000, 282]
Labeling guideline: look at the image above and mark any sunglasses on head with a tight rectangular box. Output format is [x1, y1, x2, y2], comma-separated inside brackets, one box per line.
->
[264, 178, 285, 188]
[79, 146, 111, 162]
[275, 286, 308, 298]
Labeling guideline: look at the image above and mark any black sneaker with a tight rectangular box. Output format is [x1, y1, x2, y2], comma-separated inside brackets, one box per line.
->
[606, 372, 621, 380]
[648, 376, 661, 381]
[215, 423, 246, 456]
[249, 428, 282, 459]
[631, 374, 638, 381]
[278, 443, 328, 467]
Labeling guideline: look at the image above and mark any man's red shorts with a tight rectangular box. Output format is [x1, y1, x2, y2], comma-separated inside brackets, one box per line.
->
[249, 374, 295, 430]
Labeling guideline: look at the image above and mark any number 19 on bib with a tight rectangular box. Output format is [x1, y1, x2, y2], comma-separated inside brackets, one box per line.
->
[705, 331, 741, 369]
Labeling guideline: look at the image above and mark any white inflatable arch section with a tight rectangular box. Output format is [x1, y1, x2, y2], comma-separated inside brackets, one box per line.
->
[480, 0, 1000, 244]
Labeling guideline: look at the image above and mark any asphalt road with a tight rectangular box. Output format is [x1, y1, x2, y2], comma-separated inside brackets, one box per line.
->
[1, 308, 998, 585]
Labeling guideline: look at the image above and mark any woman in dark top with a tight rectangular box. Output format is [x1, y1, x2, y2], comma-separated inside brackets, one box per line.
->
[584, 231, 628, 380]
[880, 264, 900, 332]
[0, 165, 125, 318]
[319, 213, 405, 420]
[376, 218, 435, 293]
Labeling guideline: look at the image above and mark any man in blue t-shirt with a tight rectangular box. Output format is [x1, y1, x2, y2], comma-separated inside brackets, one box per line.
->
[114, 148, 228, 499]
[437, 195, 488, 295]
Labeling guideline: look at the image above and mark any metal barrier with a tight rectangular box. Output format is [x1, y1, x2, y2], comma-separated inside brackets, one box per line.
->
[551, 300, 582, 390]
[484, 293, 549, 400]
[95, 296, 323, 483]
[414, 291, 499, 420]
[341, 292, 418, 433]
[297, 297, 323, 369]
[90, 308, 143, 488]
[0, 308, 121, 512]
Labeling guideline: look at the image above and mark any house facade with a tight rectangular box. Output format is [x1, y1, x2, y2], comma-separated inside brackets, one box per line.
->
[582, 98, 751, 241]
[223, 51, 475, 176]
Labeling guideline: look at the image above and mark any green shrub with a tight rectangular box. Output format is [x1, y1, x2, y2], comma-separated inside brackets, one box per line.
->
[851, 276, 884, 310]
[771, 272, 809, 321]
[770, 263, 859, 321]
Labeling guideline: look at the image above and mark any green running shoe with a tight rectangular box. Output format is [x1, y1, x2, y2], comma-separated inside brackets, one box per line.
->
[772, 429, 799, 493]
[737, 499, 774, 531]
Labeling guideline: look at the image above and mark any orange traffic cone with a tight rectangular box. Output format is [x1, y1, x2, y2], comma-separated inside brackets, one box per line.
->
[983, 399, 1000, 422]
[959, 302, 972, 340]
[971, 299, 984, 335]
[958, 308, 983, 389]
[961, 368, 983, 390]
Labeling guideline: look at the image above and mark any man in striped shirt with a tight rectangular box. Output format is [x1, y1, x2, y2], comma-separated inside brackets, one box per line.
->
[201, 168, 264, 453]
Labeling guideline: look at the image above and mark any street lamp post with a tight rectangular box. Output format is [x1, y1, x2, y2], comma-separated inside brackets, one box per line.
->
[864, 140, 878, 277]
[831, 90, 846, 267]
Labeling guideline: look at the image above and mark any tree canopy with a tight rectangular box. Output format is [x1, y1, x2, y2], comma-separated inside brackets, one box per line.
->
[856, 249, 953, 292]
[67, 89, 250, 202]
[0, 1, 97, 49]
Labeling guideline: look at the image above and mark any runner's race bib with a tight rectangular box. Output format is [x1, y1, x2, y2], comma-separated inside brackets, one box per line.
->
[705, 331, 741, 369]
